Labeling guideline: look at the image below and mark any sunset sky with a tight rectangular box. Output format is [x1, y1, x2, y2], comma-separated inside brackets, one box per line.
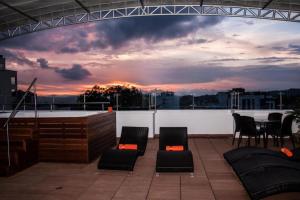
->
[0, 15, 300, 96]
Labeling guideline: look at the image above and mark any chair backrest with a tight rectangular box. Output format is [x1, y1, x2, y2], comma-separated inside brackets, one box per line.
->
[268, 112, 283, 121]
[267, 112, 283, 131]
[159, 127, 188, 151]
[281, 115, 295, 137]
[118, 126, 149, 156]
[232, 113, 241, 132]
[239, 116, 257, 136]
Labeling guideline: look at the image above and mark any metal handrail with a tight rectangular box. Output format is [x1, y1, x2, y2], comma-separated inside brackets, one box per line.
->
[2, 77, 37, 167]
[2, 78, 37, 128]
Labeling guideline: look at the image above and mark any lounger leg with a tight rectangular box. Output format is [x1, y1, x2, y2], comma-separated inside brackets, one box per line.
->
[190, 173, 194, 178]
[291, 135, 296, 149]
[280, 136, 284, 147]
[156, 173, 160, 177]
[263, 133, 266, 148]
[247, 136, 251, 146]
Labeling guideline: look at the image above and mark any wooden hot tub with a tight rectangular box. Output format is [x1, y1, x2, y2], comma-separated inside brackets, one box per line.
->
[0, 111, 116, 163]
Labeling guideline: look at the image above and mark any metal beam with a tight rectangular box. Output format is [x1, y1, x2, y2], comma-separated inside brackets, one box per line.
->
[262, 0, 274, 10]
[0, 1, 38, 22]
[200, 0, 204, 7]
[74, 0, 90, 13]
[1, 4, 300, 41]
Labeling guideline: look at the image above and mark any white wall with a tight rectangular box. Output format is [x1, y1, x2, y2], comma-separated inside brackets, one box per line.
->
[155, 110, 234, 135]
[116, 111, 154, 138]
[116, 110, 296, 137]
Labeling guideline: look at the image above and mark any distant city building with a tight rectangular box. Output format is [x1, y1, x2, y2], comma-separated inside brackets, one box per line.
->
[0, 55, 18, 109]
[156, 91, 179, 109]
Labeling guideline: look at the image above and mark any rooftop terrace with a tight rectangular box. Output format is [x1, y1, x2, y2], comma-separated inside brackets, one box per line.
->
[0, 137, 298, 200]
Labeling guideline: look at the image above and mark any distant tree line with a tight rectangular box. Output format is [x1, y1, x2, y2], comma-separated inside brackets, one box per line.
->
[78, 85, 144, 109]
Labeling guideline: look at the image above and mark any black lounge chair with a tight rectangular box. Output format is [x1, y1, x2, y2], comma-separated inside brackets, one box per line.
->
[231, 153, 300, 176]
[156, 127, 194, 172]
[224, 146, 300, 165]
[98, 126, 148, 171]
[224, 147, 300, 199]
[239, 165, 300, 200]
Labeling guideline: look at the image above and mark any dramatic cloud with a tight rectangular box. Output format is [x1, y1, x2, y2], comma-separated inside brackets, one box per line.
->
[288, 44, 300, 54]
[132, 64, 300, 86]
[0, 48, 35, 66]
[272, 43, 300, 55]
[35, 58, 91, 80]
[55, 64, 91, 80]
[0, 16, 223, 53]
[0, 15, 299, 95]
[92, 16, 223, 49]
[36, 58, 50, 69]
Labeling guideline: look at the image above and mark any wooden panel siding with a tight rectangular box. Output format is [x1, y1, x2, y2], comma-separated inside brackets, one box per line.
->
[0, 112, 116, 166]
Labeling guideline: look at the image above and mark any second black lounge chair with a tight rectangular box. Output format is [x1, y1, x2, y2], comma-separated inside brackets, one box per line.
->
[224, 146, 300, 165]
[224, 147, 300, 199]
[98, 126, 148, 171]
[230, 153, 300, 176]
[156, 127, 194, 172]
[238, 165, 300, 200]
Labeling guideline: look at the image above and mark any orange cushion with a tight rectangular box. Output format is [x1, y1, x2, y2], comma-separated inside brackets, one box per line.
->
[118, 144, 138, 150]
[166, 145, 184, 151]
[281, 147, 293, 157]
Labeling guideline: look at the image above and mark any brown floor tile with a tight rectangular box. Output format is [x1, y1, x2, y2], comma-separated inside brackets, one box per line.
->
[0, 138, 299, 200]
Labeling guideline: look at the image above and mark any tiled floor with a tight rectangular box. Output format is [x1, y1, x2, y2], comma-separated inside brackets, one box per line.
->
[0, 138, 298, 200]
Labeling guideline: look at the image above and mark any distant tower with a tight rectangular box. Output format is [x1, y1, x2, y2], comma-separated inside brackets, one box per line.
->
[0, 55, 18, 109]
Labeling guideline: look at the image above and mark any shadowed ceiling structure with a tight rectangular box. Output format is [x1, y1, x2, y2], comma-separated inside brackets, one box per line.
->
[0, 0, 300, 40]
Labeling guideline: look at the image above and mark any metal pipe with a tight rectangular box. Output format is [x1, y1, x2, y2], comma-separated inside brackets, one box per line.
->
[6, 124, 10, 166]
[3, 77, 37, 128]
[116, 94, 119, 111]
[154, 90, 157, 111]
[237, 92, 240, 110]
[34, 83, 37, 129]
[192, 94, 195, 110]
[83, 94, 86, 110]
[280, 92, 282, 110]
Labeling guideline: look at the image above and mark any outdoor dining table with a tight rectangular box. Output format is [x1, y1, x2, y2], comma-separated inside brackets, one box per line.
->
[255, 119, 281, 147]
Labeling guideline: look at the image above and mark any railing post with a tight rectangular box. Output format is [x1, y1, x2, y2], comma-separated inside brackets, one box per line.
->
[33, 82, 38, 129]
[51, 95, 55, 111]
[154, 90, 157, 111]
[83, 94, 86, 111]
[192, 94, 195, 110]
[148, 93, 151, 110]
[115, 93, 119, 111]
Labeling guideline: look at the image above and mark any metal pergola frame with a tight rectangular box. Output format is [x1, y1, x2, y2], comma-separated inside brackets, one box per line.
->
[1, 4, 300, 41]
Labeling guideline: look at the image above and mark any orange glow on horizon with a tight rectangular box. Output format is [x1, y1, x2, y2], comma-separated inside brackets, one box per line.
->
[19, 78, 247, 96]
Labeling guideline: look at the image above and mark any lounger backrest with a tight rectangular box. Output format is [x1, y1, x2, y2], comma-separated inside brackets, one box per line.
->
[159, 127, 188, 151]
[268, 112, 283, 121]
[232, 113, 241, 132]
[281, 115, 294, 137]
[239, 116, 257, 136]
[118, 126, 149, 156]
